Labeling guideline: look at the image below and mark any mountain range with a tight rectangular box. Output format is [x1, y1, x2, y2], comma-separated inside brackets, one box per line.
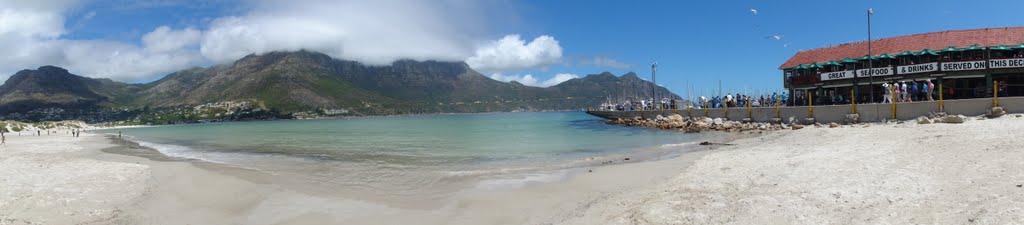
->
[0, 50, 679, 117]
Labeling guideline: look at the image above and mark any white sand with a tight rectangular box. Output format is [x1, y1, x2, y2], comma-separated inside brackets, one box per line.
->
[557, 115, 1024, 224]
[4, 115, 1024, 224]
[0, 133, 149, 224]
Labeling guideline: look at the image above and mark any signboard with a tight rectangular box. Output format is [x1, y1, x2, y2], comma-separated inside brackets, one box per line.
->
[897, 62, 939, 75]
[941, 60, 986, 71]
[856, 67, 894, 77]
[819, 70, 855, 81]
[989, 58, 1024, 69]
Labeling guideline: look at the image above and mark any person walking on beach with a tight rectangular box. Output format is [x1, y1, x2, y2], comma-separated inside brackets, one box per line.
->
[37, 130, 40, 136]
[2, 130, 6, 145]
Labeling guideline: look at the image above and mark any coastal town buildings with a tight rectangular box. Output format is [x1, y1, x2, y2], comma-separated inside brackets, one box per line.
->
[781, 27, 1024, 105]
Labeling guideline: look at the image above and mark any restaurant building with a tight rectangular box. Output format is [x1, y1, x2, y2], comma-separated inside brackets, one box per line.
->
[780, 27, 1024, 106]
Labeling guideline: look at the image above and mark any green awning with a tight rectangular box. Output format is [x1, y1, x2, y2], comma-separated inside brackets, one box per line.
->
[808, 62, 823, 69]
[840, 58, 858, 63]
[858, 55, 876, 60]
[793, 64, 808, 69]
[963, 44, 983, 51]
[1012, 43, 1024, 49]
[897, 50, 917, 56]
[990, 45, 1012, 51]
[877, 53, 896, 59]
[919, 49, 939, 56]
[824, 60, 841, 66]
[940, 46, 961, 52]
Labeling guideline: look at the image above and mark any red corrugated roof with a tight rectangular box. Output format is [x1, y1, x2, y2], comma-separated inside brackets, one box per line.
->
[779, 27, 1024, 69]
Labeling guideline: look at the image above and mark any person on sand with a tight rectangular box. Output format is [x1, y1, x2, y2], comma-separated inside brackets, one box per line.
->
[2, 130, 6, 145]
[37, 130, 40, 136]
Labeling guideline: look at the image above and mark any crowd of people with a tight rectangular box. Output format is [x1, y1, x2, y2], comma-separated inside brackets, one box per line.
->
[882, 80, 936, 103]
[600, 98, 681, 111]
[698, 92, 789, 109]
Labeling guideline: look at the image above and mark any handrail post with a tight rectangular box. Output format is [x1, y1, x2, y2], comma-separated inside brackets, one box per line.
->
[939, 82, 944, 112]
[891, 85, 897, 120]
[724, 99, 729, 119]
[994, 80, 1000, 107]
[850, 88, 857, 114]
[703, 101, 708, 117]
[807, 92, 813, 118]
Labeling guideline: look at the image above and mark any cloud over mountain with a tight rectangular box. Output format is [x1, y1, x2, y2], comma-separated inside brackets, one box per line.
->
[0, 0, 571, 84]
[466, 35, 564, 73]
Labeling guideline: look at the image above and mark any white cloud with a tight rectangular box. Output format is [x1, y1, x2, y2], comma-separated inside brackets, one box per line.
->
[200, 0, 482, 65]
[143, 26, 201, 53]
[466, 35, 563, 72]
[488, 73, 578, 87]
[0, 1, 204, 82]
[1, 0, 568, 83]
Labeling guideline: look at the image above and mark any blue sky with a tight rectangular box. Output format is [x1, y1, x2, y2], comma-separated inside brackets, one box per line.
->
[4, 0, 1024, 98]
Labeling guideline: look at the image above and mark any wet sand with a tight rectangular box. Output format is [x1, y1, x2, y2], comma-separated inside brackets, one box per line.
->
[0, 128, 734, 224]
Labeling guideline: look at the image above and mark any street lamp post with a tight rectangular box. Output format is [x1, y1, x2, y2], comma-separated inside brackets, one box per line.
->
[868, 8, 874, 104]
[652, 62, 658, 110]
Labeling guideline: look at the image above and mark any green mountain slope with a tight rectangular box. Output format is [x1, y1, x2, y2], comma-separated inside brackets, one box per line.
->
[0, 51, 682, 118]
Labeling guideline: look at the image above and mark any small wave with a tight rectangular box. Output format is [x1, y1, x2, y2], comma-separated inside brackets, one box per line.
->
[133, 140, 216, 162]
[473, 169, 573, 190]
[659, 141, 701, 148]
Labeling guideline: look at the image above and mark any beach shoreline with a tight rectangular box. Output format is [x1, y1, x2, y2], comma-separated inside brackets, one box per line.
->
[5, 114, 1022, 224]
[1, 121, 745, 224]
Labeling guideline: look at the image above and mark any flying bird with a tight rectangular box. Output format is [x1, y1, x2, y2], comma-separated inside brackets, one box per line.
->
[766, 35, 783, 40]
[750, 8, 758, 15]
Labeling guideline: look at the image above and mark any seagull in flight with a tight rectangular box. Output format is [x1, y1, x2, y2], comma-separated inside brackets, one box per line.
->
[766, 35, 783, 40]
[750, 8, 758, 15]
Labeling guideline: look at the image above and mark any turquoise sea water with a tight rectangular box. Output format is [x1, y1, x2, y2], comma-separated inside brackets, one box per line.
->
[110, 112, 709, 199]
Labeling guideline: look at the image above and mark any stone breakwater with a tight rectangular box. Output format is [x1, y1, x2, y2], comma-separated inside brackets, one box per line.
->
[605, 113, 980, 133]
[606, 114, 788, 133]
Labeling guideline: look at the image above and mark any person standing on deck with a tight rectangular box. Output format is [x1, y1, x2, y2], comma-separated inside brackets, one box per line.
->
[883, 83, 892, 103]
[910, 81, 919, 102]
[900, 82, 909, 102]
[926, 80, 935, 101]
[925, 81, 933, 101]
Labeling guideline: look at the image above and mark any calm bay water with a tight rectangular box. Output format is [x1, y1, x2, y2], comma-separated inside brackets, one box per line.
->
[110, 112, 709, 200]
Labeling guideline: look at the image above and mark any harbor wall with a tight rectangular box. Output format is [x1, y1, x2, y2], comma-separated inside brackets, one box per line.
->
[587, 96, 1024, 123]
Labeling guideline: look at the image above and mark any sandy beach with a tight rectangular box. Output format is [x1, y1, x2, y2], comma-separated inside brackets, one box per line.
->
[558, 115, 1024, 224]
[2, 115, 1024, 224]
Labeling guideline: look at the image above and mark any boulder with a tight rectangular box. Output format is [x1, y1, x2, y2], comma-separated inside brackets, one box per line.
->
[844, 114, 860, 124]
[987, 107, 1006, 118]
[655, 114, 668, 122]
[699, 117, 714, 125]
[940, 115, 965, 124]
[916, 116, 932, 124]
[828, 122, 839, 128]
[792, 124, 805, 130]
[712, 118, 724, 126]
[667, 114, 685, 123]
[813, 122, 822, 128]
[788, 116, 797, 125]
